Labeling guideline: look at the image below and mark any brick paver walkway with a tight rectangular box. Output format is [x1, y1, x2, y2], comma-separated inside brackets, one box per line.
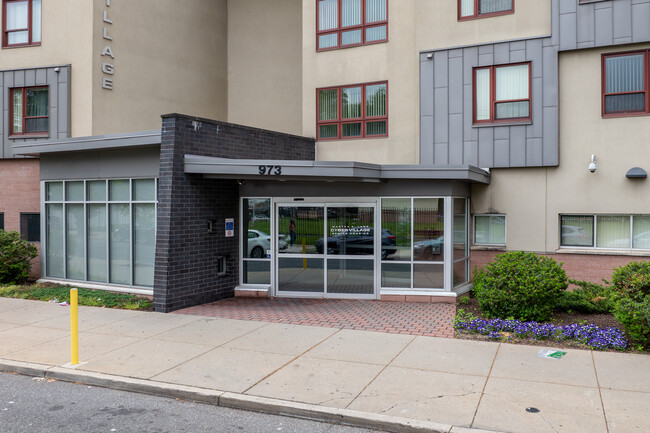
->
[174, 298, 456, 338]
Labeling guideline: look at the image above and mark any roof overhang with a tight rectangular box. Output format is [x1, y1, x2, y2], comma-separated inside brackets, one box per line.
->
[12, 130, 161, 156]
[184, 155, 491, 184]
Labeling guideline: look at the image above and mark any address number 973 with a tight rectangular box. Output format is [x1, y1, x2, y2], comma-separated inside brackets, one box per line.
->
[259, 165, 282, 175]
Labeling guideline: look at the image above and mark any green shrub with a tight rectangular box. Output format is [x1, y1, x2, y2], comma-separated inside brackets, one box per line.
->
[610, 261, 650, 348]
[0, 230, 38, 284]
[556, 279, 615, 314]
[472, 251, 568, 321]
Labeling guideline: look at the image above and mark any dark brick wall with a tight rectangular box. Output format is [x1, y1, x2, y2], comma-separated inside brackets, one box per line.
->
[153, 114, 315, 312]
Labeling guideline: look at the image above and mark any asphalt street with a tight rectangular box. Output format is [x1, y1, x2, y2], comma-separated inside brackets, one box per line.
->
[0, 372, 384, 433]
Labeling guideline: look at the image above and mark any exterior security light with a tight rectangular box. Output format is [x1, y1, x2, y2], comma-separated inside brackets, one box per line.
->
[588, 155, 597, 173]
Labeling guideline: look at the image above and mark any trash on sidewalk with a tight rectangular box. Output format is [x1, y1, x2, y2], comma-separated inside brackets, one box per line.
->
[537, 349, 567, 359]
[48, 297, 70, 306]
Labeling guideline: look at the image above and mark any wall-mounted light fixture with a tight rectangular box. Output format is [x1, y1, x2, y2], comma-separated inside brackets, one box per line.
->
[626, 167, 647, 179]
[588, 154, 597, 173]
[426, 53, 433, 60]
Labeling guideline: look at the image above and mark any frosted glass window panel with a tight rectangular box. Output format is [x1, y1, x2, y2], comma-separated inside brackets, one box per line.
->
[474, 215, 506, 245]
[341, 29, 362, 45]
[32, 0, 41, 42]
[133, 179, 156, 201]
[66, 182, 84, 201]
[319, 89, 338, 121]
[381, 198, 411, 261]
[66, 204, 85, 280]
[496, 64, 529, 101]
[365, 25, 386, 42]
[46, 204, 64, 278]
[109, 180, 130, 201]
[596, 216, 630, 248]
[341, 0, 362, 27]
[495, 101, 529, 119]
[87, 204, 107, 282]
[480, 0, 512, 14]
[605, 94, 645, 113]
[318, 0, 338, 30]
[366, 0, 386, 23]
[134, 204, 156, 287]
[46, 182, 63, 201]
[475, 69, 491, 120]
[12, 90, 23, 133]
[87, 181, 106, 201]
[460, 0, 474, 17]
[633, 216, 650, 249]
[366, 84, 387, 117]
[318, 33, 338, 49]
[606, 55, 645, 93]
[342, 87, 362, 119]
[109, 204, 131, 284]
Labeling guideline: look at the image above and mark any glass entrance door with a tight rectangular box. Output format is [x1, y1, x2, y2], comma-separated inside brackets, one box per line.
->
[276, 203, 377, 299]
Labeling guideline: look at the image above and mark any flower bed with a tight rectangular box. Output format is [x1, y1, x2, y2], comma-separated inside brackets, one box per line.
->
[455, 313, 627, 351]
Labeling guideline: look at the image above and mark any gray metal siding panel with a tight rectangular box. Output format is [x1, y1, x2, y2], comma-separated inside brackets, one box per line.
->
[560, 13, 578, 51]
[542, 106, 559, 166]
[477, 127, 494, 168]
[420, 117, 434, 165]
[509, 125, 527, 167]
[632, 2, 650, 42]
[613, 0, 632, 40]
[527, 138, 543, 166]
[448, 57, 464, 115]
[594, 7, 613, 47]
[434, 88, 448, 145]
[527, 39, 544, 78]
[448, 114, 463, 165]
[464, 141, 478, 167]
[577, 3, 595, 45]
[494, 43, 510, 64]
[494, 140, 509, 167]
[462, 84, 477, 142]
[434, 52, 448, 88]
[542, 46, 559, 108]
[528, 77, 544, 138]
[420, 58, 434, 117]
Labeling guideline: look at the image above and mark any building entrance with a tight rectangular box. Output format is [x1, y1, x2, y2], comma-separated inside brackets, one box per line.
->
[275, 202, 378, 299]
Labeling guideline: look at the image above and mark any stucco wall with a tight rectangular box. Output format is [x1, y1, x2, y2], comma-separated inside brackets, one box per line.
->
[0, 0, 94, 137]
[303, 0, 551, 165]
[227, 0, 303, 136]
[471, 44, 650, 255]
[91, 0, 228, 135]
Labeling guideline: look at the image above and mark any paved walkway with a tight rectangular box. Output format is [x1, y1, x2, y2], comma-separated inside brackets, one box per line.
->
[174, 298, 456, 338]
[1, 297, 649, 433]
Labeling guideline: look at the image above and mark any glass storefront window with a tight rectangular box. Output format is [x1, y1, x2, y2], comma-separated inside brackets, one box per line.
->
[413, 198, 444, 262]
[242, 198, 272, 285]
[381, 198, 411, 261]
[44, 179, 157, 287]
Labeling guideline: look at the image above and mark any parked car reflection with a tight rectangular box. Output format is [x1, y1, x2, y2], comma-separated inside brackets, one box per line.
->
[315, 227, 397, 259]
[413, 236, 444, 259]
[248, 230, 287, 258]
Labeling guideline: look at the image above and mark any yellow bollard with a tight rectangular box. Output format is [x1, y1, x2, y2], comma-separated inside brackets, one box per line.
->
[302, 238, 307, 269]
[70, 289, 79, 365]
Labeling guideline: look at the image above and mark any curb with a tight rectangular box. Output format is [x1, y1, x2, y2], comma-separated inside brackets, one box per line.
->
[1, 359, 503, 433]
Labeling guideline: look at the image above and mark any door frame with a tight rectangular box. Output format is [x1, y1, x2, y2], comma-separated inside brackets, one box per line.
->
[273, 197, 379, 299]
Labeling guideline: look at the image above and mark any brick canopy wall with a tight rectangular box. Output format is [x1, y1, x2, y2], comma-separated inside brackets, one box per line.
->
[154, 114, 315, 312]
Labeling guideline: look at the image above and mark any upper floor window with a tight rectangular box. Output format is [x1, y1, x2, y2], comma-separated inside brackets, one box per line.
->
[317, 0, 387, 51]
[473, 63, 531, 124]
[459, 0, 513, 20]
[602, 50, 649, 117]
[317, 81, 387, 140]
[10, 86, 48, 136]
[2, 0, 41, 47]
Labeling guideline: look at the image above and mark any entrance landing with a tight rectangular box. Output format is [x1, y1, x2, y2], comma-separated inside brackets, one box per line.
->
[173, 298, 455, 338]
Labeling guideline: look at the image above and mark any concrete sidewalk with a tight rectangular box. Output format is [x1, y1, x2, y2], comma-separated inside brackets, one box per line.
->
[0, 298, 648, 433]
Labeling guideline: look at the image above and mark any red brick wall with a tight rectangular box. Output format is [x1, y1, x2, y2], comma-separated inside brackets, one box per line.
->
[0, 159, 41, 279]
[470, 249, 650, 285]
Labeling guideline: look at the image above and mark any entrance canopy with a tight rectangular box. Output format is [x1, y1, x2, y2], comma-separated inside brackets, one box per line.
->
[184, 155, 491, 184]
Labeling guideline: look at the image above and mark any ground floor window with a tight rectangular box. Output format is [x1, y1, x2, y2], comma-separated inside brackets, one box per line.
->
[473, 214, 506, 246]
[43, 179, 157, 287]
[20, 212, 40, 241]
[0, 213, 4, 230]
[560, 214, 650, 249]
[242, 198, 272, 285]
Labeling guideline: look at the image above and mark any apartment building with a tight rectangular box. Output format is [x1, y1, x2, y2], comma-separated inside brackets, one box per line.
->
[1, 0, 649, 312]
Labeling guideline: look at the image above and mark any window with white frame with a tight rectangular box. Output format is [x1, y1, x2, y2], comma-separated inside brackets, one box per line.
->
[44, 179, 157, 287]
[560, 215, 650, 249]
[474, 214, 506, 245]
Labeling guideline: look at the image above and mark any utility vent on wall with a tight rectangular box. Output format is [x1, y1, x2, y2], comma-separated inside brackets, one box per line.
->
[626, 167, 647, 179]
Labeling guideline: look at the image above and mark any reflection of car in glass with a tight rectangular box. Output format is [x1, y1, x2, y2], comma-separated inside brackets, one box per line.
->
[561, 226, 591, 246]
[414, 236, 444, 258]
[633, 231, 650, 249]
[315, 228, 397, 259]
[247, 230, 287, 258]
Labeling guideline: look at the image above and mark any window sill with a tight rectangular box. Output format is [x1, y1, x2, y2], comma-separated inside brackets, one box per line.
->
[602, 112, 650, 119]
[9, 134, 49, 140]
[472, 121, 532, 128]
[458, 10, 514, 21]
[2, 43, 41, 49]
[556, 248, 650, 257]
[579, 0, 608, 5]
[316, 39, 388, 53]
[471, 245, 506, 252]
